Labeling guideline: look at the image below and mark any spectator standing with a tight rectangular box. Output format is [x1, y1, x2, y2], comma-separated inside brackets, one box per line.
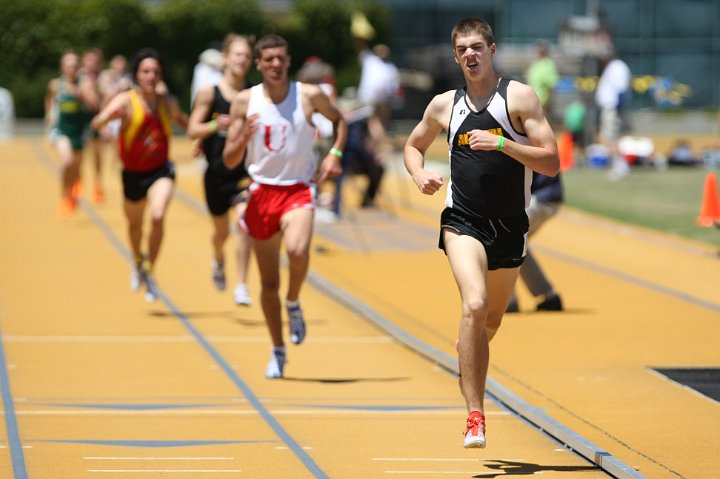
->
[595, 52, 631, 180]
[525, 40, 559, 120]
[505, 40, 565, 313]
[506, 172, 564, 312]
[191, 47, 224, 105]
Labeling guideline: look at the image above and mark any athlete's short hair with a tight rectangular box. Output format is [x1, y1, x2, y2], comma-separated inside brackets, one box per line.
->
[131, 47, 164, 80]
[222, 33, 255, 56]
[451, 17, 495, 49]
[253, 34, 288, 59]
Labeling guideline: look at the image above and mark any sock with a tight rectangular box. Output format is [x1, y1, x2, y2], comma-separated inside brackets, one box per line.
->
[286, 299, 299, 309]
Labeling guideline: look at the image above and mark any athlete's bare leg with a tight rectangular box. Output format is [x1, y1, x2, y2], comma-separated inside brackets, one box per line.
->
[280, 207, 314, 302]
[145, 177, 174, 267]
[253, 234, 283, 347]
[211, 213, 230, 265]
[443, 230, 520, 414]
[233, 203, 252, 285]
[56, 136, 81, 199]
[123, 198, 146, 260]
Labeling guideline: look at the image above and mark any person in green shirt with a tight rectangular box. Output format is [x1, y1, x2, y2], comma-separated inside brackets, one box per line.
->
[526, 40, 559, 119]
[44, 51, 100, 218]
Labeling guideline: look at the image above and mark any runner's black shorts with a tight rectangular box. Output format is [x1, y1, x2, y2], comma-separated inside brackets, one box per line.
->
[203, 164, 251, 216]
[439, 207, 528, 270]
[122, 162, 176, 202]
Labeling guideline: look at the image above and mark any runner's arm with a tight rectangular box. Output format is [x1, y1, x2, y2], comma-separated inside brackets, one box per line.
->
[187, 86, 230, 140]
[223, 91, 256, 169]
[91, 92, 129, 131]
[467, 81, 559, 176]
[404, 92, 449, 195]
[309, 84, 347, 183]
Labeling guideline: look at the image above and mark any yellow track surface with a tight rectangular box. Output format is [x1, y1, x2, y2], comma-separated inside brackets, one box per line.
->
[0, 135, 718, 478]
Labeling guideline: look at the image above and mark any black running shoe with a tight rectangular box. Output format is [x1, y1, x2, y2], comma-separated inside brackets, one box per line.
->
[537, 294, 563, 311]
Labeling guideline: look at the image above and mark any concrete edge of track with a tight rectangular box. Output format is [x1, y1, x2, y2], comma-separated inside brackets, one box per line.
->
[304, 268, 648, 479]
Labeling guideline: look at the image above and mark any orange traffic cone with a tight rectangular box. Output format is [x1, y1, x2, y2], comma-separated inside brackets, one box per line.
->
[697, 172, 720, 227]
[558, 131, 574, 172]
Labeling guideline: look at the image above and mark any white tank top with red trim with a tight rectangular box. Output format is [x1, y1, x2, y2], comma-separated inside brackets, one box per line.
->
[245, 81, 316, 185]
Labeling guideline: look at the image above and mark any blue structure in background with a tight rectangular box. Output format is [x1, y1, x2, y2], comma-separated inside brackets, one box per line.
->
[383, 0, 720, 110]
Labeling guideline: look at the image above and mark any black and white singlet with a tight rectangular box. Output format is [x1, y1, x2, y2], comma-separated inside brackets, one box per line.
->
[445, 78, 532, 219]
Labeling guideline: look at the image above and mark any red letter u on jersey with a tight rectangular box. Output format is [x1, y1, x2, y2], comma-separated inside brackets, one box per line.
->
[264, 124, 287, 152]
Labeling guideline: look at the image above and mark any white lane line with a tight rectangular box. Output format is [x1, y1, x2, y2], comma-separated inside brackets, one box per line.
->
[88, 469, 241, 473]
[4, 336, 199, 343]
[374, 458, 483, 462]
[84, 457, 235, 460]
[3, 335, 392, 344]
[10, 409, 479, 416]
[384, 472, 487, 475]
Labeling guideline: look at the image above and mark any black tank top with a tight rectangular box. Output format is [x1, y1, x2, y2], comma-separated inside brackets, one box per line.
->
[446, 78, 531, 218]
[202, 85, 232, 169]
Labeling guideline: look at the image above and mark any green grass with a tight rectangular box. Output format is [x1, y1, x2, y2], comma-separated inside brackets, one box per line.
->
[563, 166, 720, 246]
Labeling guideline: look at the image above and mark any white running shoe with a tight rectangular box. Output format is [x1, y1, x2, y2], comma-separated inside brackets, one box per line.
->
[130, 262, 146, 292]
[144, 272, 159, 303]
[211, 260, 226, 291]
[265, 349, 286, 379]
[233, 283, 252, 306]
[287, 303, 306, 345]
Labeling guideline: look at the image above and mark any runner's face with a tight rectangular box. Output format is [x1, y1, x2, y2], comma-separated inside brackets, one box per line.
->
[453, 33, 495, 79]
[111, 56, 127, 74]
[136, 58, 162, 94]
[82, 52, 102, 75]
[226, 40, 252, 77]
[60, 54, 80, 79]
[256, 46, 290, 84]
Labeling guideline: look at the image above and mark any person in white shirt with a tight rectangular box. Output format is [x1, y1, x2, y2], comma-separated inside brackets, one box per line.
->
[191, 48, 224, 105]
[595, 52, 631, 180]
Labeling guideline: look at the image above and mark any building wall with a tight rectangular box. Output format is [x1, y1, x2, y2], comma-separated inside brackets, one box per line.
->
[386, 0, 720, 109]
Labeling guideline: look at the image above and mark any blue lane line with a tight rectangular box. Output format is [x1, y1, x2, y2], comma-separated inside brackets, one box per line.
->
[28, 144, 330, 479]
[37, 439, 276, 448]
[285, 404, 461, 411]
[79, 201, 331, 479]
[33, 402, 234, 410]
[0, 322, 29, 479]
[0, 142, 62, 479]
[163, 294, 330, 479]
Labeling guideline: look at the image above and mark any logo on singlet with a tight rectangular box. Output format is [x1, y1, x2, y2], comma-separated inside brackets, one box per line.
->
[457, 127, 504, 147]
[264, 124, 287, 152]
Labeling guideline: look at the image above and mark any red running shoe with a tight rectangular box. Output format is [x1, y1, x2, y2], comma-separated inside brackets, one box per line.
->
[463, 410, 486, 448]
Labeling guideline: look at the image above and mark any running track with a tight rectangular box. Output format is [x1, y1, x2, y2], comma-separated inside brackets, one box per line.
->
[0, 135, 718, 478]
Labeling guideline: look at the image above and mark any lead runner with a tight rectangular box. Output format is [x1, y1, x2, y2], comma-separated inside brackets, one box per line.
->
[403, 17, 559, 448]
